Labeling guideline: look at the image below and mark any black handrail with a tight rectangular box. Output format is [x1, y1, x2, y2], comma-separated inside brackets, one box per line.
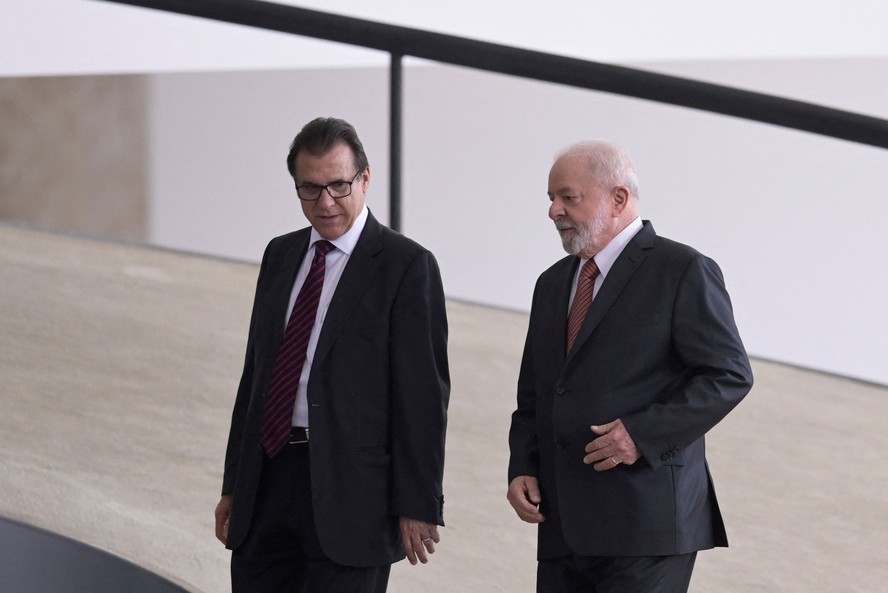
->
[97, 0, 888, 230]
[99, 0, 888, 149]
[389, 53, 403, 233]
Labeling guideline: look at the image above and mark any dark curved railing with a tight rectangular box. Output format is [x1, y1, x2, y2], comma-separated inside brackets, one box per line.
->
[99, 0, 888, 230]
[0, 516, 189, 593]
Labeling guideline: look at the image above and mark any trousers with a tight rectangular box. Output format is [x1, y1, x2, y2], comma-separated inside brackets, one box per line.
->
[231, 443, 391, 593]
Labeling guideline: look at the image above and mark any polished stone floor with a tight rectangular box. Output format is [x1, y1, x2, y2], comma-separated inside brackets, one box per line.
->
[1, 223, 886, 592]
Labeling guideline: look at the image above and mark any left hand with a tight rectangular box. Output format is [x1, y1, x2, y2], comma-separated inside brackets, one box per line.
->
[583, 419, 642, 471]
[399, 516, 440, 565]
[214, 495, 233, 545]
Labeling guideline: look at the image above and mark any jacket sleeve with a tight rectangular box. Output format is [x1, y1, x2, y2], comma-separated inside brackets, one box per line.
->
[622, 254, 753, 470]
[221, 241, 273, 495]
[389, 249, 450, 525]
[507, 276, 545, 483]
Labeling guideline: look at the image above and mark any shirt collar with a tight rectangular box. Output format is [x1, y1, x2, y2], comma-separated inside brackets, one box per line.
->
[309, 204, 369, 255]
[585, 216, 642, 279]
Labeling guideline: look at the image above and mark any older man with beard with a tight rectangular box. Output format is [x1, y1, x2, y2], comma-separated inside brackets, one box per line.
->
[507, 141, 753, 593]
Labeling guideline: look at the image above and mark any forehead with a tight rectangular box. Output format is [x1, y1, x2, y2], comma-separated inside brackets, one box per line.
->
[295, 143, 356, 181]
[548, 154, 591, 193]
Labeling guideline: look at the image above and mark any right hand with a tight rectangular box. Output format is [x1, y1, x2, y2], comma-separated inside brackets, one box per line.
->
[214, 495, 233, 545]
[507, 475, 545, 523]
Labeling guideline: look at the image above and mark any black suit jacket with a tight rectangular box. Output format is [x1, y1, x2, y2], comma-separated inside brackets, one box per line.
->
[222, 212, 450, 567]
[508, 220, 753, 558]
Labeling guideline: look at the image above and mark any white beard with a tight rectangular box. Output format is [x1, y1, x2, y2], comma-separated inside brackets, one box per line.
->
[556, 215, 607, 256]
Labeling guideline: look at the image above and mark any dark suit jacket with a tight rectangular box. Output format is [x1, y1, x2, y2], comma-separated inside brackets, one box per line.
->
[508, 220, 753, 559]
[222, 212, 450, 567]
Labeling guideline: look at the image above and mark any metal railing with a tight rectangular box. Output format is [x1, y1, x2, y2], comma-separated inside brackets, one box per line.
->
[100, 0, 888, 230]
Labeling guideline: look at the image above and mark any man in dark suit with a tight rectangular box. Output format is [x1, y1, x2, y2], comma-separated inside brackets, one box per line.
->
[214, 117, 449, 593]
[507, 141, 753, 592]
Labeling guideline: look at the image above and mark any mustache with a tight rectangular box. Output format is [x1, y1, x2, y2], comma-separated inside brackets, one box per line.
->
[554, 220, 576, 231]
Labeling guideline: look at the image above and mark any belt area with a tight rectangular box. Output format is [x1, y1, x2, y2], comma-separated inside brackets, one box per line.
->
[288, 426, 309, 445]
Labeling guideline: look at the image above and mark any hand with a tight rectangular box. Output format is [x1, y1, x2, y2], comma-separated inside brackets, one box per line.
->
[214, 495, 233, 545]
[507, 475, 545, 523]
[399, 516, 440, 565]
[583, 419, 642, 472]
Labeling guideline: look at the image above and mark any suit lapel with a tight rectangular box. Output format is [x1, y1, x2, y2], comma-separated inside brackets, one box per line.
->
[312, 213, 383, 365]
[567, 221, 656, 360]
[263, 232, 311, 353]
[552, 256, 580, 363]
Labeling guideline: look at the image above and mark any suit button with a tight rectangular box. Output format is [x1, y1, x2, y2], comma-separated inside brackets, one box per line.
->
[661, 453, 670, 462]
[555, 442, 565, 450]
[555, 386, 566, 395]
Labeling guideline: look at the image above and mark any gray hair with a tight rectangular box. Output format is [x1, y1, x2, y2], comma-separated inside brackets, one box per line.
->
[556, 141, 640, 199]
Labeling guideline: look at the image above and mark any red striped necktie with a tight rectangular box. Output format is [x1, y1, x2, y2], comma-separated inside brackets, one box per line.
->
[260, 240, 334, 457]
[566, 258, 600, 356]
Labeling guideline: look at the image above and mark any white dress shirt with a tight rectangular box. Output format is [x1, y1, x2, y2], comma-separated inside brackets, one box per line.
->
[568, 217, 643, 311]
[286, 205, 369, 427]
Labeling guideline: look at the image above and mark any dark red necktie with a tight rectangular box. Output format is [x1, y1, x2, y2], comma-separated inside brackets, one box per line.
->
[566, 258, 600, 356]
[260, 240, 334, 457]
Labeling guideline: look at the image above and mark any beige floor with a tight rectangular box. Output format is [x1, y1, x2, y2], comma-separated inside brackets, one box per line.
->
[1, 223, 886, 593]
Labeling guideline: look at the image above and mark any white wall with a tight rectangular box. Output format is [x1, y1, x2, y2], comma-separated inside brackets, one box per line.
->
[404, 62, 888, 386]
[0, 0, 385, 76]
[6, 0, 888, 76]
[147, 60, 888, 385]
[5, 0, 888, 384]
[147, 68, 390, 261]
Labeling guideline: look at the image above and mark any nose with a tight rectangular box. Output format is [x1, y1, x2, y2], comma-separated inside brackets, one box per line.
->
[548, 198, 563, 220]
[316, 189, 337, 208]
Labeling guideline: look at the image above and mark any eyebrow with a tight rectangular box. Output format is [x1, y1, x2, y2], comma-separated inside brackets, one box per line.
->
[297, 175, 352, 185]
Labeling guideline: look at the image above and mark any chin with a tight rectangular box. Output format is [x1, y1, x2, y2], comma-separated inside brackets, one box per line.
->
[555, 230, 574, 251]
[314, 221, 342, 239]
[559, 238, 580, 256]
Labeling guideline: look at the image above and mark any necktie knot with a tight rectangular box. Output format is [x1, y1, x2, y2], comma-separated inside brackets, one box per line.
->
[314, 240, 334, 258]
[580, 258, 600, 281]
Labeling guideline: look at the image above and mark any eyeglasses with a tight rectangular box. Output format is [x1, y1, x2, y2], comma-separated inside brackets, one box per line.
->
[295, 171, 362, 201]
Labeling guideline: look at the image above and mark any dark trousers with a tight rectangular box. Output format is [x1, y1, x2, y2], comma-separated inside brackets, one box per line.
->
[537, 552, 697, 593]
[231, 443, 391, 593]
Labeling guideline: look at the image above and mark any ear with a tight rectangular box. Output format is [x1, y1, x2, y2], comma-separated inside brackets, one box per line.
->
[612, 186, 630, 213]
[360, 166, 371, 192]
